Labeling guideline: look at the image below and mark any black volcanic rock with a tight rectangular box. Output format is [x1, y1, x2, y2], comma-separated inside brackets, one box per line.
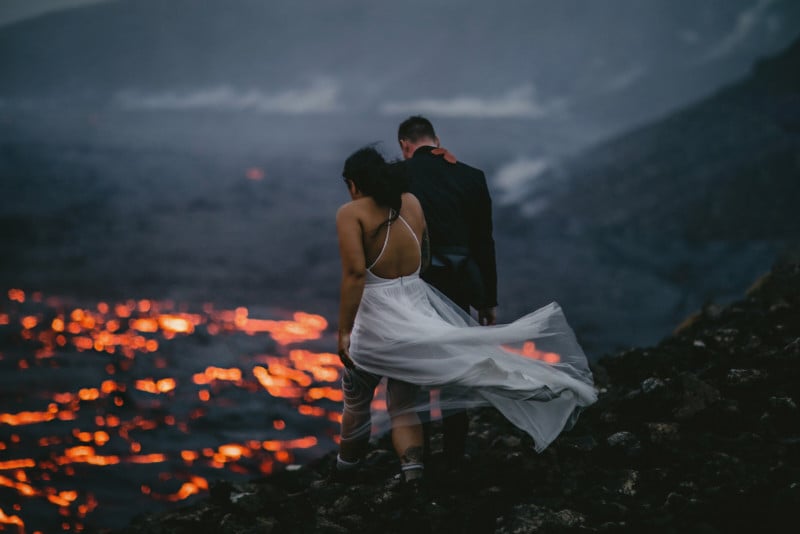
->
[115, 254, 800, 533]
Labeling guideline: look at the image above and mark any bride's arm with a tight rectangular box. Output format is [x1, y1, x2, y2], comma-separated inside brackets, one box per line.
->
[336, 204, 366, 368]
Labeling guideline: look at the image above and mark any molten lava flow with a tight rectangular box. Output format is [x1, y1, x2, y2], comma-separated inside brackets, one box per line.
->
[245, 167, 265, 180]
[192, 367, 242, 385]
[0, 474, 38, 497]
[265, 361, 312, 387]
[217, 444, 250, 460]
[231, 310, 328, 345]
[129, 318, 158, 333]
[0, 408, 56, 426]
[0, 506, 25, 531]
[306, 387, 343, 402]
[1, 288, 344, 531]
[0, 459, 36, 470]
[134, 378, 177, 394]
[289, 350, 342, 381]
[261, 436, 317, 451]
[252, 366, 304, 398]
[57, 446, 120, 466]
[158, 314, 198, 334]
[158, 476, 209, 502]
[127, 454, 167, 464]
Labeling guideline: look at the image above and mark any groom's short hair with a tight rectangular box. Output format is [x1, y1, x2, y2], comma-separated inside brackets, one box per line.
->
[398, 115, 437, 143]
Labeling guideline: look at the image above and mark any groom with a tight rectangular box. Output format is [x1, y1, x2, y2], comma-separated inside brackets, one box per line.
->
[398, 115, 498, 466]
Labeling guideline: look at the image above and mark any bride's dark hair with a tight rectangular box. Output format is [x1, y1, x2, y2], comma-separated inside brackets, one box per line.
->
[342, 146, 409, 227]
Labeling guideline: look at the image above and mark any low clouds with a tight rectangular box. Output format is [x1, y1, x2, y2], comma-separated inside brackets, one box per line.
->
[379, 84, 566, 119]
[700, 0, 777, 62]
[114, 79, 342, 114]
[493, 157, 551, 205]
[113, 81, 568, 120]
[0, 0, 114, 27]
[602, 66, 647, 93]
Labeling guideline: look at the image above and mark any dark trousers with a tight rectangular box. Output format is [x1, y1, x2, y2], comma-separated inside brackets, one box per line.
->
[420, 265, 471, 464]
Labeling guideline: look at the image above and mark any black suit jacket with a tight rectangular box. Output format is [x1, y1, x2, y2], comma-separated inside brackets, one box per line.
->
[405, 145, 498, 308]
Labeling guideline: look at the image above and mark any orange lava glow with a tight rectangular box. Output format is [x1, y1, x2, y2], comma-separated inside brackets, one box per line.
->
[78, 388, 100, 401]
[158, 314, 198, 334]
[502, 341, 561, 364]
[0, 405, 59, 426]
[261, 437, 318, 451]
[192, 367, 242, 385]
[216, 444, 251, 461]
[289, 349, 342, 380]
[127, 454, 167, 464]
[180, 451, 199, 462]
[0, 506, 25, 530]
[245, 167, 265, 180]
[1, 288, 345, 531]
[0, 459, 36, 471]
[0, 474, 39, 497]
[129, 318, 158, 333]
[135, 378, 177, 394]
[58, 447, 120, 466]
[306, 387, 343, 402]
[252, 365, 304, 398]
[238, 311, 328, 345]
[160, 476, 208, 502]
[265, 361, 313, 387]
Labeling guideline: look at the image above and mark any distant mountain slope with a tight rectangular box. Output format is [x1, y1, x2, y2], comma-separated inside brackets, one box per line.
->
[530, 33, 800, 241]
[495, 34, 800, 354]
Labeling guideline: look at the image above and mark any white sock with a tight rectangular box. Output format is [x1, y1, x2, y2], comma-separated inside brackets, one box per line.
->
[401, 463, 424, 481]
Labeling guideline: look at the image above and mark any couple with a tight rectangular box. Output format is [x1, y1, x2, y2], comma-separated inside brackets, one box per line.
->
[335, 116, 596, 486]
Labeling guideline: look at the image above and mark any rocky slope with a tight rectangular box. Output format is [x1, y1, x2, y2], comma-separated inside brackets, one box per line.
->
[116, 254, 799, 533]
[493, 34, 800, 353]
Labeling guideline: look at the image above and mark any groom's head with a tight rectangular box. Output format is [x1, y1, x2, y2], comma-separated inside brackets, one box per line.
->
[398, 115, 439, 160]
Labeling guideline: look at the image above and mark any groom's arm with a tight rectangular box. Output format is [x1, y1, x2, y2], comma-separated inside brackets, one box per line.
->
[470, 171, 498, 311]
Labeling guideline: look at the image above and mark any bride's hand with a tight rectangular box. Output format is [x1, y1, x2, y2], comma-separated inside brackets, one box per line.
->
[337, 331, 355, 369]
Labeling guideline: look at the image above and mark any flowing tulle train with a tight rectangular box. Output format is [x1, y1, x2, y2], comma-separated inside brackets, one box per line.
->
[349, 271, 597, 452]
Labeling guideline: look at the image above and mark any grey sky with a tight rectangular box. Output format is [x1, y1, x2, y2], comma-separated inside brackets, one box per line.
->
[0, 0, 112, 27]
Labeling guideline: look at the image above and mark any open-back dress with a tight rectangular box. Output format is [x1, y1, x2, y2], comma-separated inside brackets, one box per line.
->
[349, 209, 597, 452]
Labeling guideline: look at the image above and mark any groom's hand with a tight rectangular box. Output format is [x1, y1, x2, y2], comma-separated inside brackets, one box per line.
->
[431, 147, 457, 164]
[478, 307, 497, 326]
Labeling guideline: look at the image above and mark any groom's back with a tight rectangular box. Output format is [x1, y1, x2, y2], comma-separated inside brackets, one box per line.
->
[405, 146, 489, 249]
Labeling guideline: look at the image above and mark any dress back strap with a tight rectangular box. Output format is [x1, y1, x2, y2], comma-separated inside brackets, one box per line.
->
[397, 215, 419, 246]
[366, 209, 393, 271]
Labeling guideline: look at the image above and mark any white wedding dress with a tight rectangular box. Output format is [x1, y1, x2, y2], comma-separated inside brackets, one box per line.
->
[349, 213, 597, 452]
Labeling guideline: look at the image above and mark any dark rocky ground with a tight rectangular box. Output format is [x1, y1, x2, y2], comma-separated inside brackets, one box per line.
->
[117, 254, 799, 533]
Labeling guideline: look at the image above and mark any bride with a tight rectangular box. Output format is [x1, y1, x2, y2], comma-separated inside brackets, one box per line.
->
[334, 146, 597, 485]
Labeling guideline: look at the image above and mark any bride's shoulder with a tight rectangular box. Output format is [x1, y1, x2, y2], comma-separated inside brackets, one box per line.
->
[401, 192, 422, 209]
[336, 198, 370, 219]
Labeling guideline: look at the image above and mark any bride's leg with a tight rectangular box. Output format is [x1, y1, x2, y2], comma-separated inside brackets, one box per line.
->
[339, 368, 379, 464]
[387, 378, 424, 481]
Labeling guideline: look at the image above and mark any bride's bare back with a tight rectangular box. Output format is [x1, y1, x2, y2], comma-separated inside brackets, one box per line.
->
[339, 192, 426, 280]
